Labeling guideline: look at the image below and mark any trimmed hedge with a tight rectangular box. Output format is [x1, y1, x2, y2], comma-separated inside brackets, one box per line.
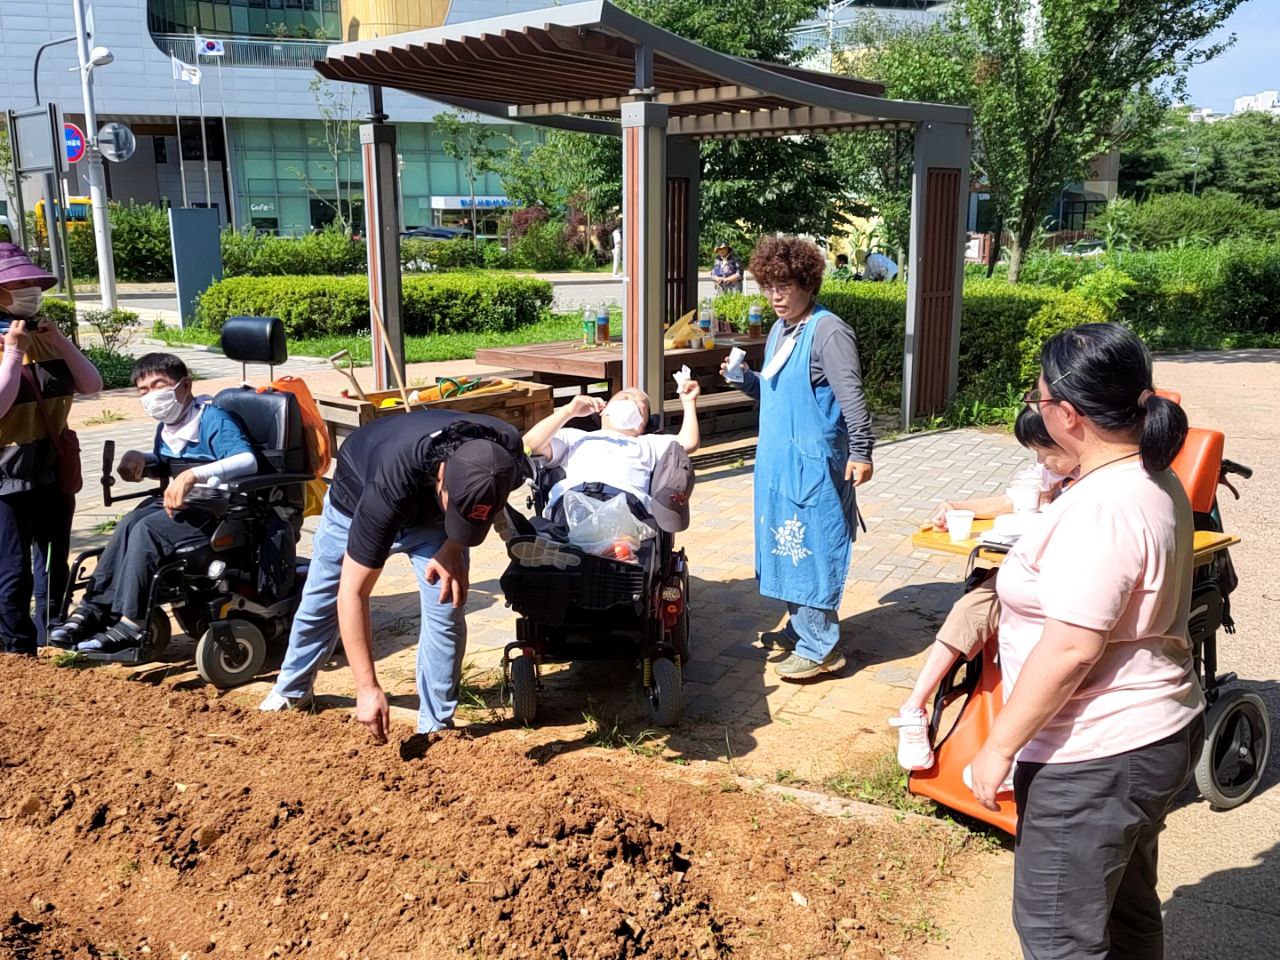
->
[194, 273, 555, 338]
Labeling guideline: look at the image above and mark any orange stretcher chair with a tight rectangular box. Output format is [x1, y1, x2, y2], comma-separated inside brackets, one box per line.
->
[908, 412, 1265, 833]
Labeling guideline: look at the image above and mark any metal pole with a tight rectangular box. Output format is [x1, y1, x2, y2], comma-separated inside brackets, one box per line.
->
[32, 36, 77, 107]
[360, 85, 404, 392]
[170, 69, 190, 208]
[217, 57, 236, 230]
[70, 0, 117, 310]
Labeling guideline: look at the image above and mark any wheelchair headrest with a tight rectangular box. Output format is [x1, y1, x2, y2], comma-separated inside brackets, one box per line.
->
[1169, 426, 1223, 514]
[220, 316, 287, 366]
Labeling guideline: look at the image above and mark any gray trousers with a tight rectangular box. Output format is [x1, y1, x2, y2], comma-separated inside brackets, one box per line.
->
[1012, 716, 1204, 960]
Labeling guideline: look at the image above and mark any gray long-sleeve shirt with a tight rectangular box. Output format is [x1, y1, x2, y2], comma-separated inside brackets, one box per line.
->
[736, 313, 875, 464]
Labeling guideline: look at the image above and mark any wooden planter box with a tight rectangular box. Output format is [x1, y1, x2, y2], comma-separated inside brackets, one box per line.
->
[315, 379, 553, 445]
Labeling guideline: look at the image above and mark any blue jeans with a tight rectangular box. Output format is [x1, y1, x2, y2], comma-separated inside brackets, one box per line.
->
[272, 497, 466, 733]
[784, 602, 840, 661]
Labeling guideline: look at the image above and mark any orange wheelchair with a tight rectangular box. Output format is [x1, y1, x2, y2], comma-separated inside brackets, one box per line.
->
[909, 422, 1270, 833]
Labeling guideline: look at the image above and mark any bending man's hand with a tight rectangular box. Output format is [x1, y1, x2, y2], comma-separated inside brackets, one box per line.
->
[355, 685, 391, 744]
[845, 460, 873, 486]
[425, 538, 470, 608]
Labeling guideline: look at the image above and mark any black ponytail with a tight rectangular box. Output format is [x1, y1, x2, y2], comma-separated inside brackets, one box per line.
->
[1139, 393, 1189, 473]
[1040, 323, 1187, 475]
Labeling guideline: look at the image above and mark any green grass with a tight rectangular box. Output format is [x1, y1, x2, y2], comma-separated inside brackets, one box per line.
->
[150, 313, 582, 365]
[823, 749, 939, 817]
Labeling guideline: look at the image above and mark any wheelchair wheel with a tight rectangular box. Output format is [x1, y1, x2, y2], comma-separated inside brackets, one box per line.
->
[646, 657, 683, 727]
[1195, 688, 1271, 810]
[146, 608, 172, 656]
[509, 654, 538, 725]
[195, 620, 267, 690]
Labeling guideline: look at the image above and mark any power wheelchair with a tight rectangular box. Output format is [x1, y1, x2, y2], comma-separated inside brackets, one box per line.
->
[58, 316, 315, 688]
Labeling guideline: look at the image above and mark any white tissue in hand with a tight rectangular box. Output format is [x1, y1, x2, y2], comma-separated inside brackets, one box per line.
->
[673, 364, 692, 388]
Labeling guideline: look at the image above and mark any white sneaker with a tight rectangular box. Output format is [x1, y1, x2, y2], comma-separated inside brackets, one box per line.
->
[258, 689, 314, 712]
[509, 537, 582, 570]
[889, 707, 935, 771]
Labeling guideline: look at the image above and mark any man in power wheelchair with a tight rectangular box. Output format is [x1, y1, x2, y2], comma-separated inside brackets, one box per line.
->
[494, 385, 700, 725]
[53, 317, 314, 687]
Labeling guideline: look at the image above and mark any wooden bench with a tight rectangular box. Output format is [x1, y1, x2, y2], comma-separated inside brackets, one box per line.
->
[663, 390, 757, 434]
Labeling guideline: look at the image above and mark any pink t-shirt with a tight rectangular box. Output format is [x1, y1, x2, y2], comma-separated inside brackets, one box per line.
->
[996, 461, 1204, 763]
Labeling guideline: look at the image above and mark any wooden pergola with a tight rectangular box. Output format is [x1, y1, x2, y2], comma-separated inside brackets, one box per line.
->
[317, 0, 973, 427]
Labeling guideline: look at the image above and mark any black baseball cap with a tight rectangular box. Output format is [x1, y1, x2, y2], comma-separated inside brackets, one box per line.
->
[648, 442, 695, 533]
[443, 439, 519, 547]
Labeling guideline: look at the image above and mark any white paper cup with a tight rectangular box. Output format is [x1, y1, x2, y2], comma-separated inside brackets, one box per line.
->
[945, 510, 976, 543]
[1007, 483, 1040, 513]
[724, 346, 746, 382]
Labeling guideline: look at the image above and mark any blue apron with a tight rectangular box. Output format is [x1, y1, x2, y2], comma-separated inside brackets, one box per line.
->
[754, 307, 855, 610]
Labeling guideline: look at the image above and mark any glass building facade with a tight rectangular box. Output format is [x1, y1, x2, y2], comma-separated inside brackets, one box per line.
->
[148, 0, 342, 40]
[230, 119, 542, 235]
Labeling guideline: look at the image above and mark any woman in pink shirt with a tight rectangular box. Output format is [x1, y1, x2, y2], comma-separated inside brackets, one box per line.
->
[971, 323, 1203, 960]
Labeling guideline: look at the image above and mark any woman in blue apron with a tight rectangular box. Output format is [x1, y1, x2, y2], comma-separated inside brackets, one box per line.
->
[724, 236, 874, 680]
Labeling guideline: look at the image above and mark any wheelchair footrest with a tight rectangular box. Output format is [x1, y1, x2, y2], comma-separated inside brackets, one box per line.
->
[77, 645, 146, 665]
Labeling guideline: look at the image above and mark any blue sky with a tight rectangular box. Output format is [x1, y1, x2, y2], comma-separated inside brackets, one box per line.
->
[1182, 3, 1277, 112]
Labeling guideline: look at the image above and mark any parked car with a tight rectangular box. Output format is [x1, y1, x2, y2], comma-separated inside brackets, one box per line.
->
[1059, 239, 1107, 257]
[401, 225, 473, 240]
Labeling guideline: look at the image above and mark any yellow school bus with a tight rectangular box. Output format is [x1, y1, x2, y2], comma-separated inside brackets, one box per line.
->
[33, 196, 92, 243]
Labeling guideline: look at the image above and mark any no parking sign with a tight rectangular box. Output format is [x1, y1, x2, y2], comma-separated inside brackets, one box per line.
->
[64, 122, 86, 165]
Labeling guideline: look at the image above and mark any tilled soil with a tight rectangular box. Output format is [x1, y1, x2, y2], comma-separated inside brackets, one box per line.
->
[1, 660, 976, 959]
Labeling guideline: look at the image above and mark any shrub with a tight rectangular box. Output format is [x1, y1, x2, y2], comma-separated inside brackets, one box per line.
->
[81, 308, 140, 354]
[511, 220, 575, 271]
[1093, 193, 1280, 249]
[70, 202, 174, 282]
[83, 345, 135, 389]
[194, 273, 554, 339]
[221, 227, 366, 277]
[37, 297, 77, 336]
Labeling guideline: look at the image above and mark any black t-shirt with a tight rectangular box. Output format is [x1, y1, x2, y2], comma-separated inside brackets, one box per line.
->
[329, 409, 523, 568]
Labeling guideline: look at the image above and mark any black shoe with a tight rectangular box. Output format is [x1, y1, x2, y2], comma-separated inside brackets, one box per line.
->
[49, 605, 105, 649]
[77, 620, 144, 655]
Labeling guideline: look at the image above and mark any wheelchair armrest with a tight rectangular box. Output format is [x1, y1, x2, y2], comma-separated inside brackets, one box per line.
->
[224, 472, 317, 495]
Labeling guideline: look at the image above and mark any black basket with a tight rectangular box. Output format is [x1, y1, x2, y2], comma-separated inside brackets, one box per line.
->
[501, 547, 650, 627]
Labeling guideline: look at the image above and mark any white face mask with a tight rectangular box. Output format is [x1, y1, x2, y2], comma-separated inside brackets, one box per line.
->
[605, 397, 645, 433]
[4, 287, 43, 318]
[140, 387, 187, 424]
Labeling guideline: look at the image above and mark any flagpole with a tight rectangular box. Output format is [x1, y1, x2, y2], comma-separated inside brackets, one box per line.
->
[170, 61, 189, 208]
[192, 31, 212, 209]
[216, 56, 236, 230]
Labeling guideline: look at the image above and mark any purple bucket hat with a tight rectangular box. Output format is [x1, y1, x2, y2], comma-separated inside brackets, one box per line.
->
[0, 242, 57, 290]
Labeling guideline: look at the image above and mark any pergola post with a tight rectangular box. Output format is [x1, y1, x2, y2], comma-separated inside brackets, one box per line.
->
[361, 86, 406, 392]
[620, 98, 669, 410]
[902, 120, 971, 430]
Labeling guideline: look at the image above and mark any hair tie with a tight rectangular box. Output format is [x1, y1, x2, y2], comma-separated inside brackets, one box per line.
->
[1137, 389, 1154, 408]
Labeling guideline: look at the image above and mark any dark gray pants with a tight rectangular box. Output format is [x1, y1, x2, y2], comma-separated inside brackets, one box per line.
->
[1012, 716, 1204, 960]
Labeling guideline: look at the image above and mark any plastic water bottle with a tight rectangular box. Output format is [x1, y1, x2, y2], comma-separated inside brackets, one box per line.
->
[595, 304, 610, 344]
[748, 302, 763, 338]
[582, 305, 594, 344]
[699, 302, 714, 349]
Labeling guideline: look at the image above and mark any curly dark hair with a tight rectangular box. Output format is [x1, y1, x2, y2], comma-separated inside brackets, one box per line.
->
[748, 236, 827, 295]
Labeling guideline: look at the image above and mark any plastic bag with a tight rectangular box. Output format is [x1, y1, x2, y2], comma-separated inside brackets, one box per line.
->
[563, 492, 654, 563]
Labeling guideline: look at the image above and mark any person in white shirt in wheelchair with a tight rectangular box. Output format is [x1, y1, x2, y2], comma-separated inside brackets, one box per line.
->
[523, 383, 701, 524]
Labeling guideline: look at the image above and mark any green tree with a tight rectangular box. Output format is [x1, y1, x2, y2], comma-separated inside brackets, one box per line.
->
[435, 111, 513, 246]
[292, 77, 361, 235]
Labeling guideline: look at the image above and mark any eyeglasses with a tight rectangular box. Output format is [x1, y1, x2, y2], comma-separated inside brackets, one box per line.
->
[1022, 370, 1073, 407]
[761, 282, 797, 297]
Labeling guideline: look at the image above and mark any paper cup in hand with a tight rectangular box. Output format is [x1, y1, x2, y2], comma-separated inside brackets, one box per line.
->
[724, 346, 746, 382]
[945, 509, 976, 543]
[1007, 483, 1040, 513]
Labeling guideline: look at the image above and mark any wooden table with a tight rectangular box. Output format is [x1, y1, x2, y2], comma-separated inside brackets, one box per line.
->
[912, 522, 1240, 569]
[475, 335, 767, 398]
[476, 335, 768, 433]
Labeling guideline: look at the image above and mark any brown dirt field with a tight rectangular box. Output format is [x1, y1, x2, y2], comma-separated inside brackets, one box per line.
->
[0, 659, 981, 960]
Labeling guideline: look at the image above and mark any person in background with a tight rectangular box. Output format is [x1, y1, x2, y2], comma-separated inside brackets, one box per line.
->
[711, 242, 744, 295]
[0, 243, 102, 655]
[891, 408, 1079, 772]
[830, 253, 855, 281]
[611, 223, 623, 277]
[857, 249, 899, 282]
[721, 235, 874, 681]
[971, 323, 1201, 959]
[50, 353, 259, 655]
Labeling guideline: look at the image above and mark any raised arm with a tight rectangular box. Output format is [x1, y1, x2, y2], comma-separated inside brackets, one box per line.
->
[675, 380, 701, 453]
[523, 393, 604, 458]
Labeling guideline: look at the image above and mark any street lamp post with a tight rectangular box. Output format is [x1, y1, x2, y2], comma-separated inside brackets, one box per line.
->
[70, 0, 117, 310]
